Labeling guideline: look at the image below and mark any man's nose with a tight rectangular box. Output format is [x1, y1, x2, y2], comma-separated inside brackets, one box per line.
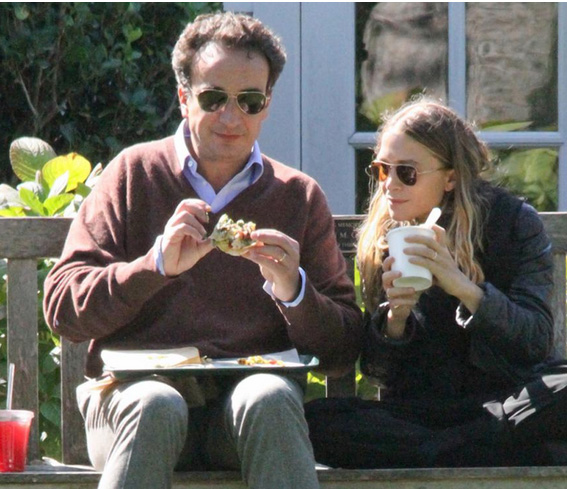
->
[218, 97, 242, 124]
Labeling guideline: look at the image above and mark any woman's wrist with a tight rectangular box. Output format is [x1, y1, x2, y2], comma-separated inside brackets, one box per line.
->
[458, 281, 484, 315]
[385, 314, 407, 339]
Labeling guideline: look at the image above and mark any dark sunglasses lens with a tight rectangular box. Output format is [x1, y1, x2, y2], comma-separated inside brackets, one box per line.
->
[197, 90, 228, 112]
[370, 162, 418, 186]
[237, 92, 267, 114]
[397, 165, 417, 186]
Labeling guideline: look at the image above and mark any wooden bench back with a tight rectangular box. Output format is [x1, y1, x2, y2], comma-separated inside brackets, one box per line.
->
[2, 213, 566, 465]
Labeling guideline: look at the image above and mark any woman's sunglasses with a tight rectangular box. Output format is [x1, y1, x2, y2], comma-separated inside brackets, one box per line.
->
[367, 160, 444, 186]
[191, 88, 269, 115]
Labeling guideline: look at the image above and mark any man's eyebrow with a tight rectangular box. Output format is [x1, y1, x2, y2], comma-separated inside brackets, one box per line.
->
[204, 85, 266, 93]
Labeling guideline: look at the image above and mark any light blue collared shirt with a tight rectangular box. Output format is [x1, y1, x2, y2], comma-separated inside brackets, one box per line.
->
[174, 121, 264, 212]
[154, 121, 306, 307]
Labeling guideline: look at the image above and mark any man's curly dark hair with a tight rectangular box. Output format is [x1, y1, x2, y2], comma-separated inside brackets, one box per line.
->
[172, 11, 287, 95]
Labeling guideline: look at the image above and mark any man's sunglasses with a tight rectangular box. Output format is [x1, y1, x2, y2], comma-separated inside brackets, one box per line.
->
[191, 88, 269, 115]
[367, 160, 444, 186]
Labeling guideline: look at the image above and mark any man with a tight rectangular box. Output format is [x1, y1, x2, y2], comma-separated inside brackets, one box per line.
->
[43, 11, 362, 489]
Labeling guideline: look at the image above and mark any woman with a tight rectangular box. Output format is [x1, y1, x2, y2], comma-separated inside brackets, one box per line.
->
[305, 98, 567, 468]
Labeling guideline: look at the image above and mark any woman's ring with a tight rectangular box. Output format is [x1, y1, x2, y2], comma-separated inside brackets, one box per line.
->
[432, 251, 438, 260]
[279, 252, 287, 263]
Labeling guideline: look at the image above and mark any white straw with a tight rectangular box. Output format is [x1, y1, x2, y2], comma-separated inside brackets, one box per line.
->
[6, 363, 15, 410]
[423, 207, 442, 228]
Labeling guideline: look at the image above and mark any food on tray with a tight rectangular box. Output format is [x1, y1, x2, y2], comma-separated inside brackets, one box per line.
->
[101, 346, 202, 370]
[210, 214, 258, 256]
[101, 348, 312, 375]
[237, 355, 285, 366]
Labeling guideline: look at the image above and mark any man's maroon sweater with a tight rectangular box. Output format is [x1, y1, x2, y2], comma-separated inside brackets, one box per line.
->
[43, 136, 362, 377]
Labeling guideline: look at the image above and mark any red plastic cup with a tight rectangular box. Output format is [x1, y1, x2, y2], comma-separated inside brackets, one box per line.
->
[0, 410, 34, 472]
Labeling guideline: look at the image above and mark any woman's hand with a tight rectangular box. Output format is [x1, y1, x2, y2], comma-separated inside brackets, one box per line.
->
[382, 256, 421, 338]
[403, 224, 484, 313]
[244, 229, 301, 303]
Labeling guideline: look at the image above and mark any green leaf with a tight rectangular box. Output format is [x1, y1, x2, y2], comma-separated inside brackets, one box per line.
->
[42, 153, 91, 192]
[102, 58, 122, 70]
[0, 207, 26, 217]
[19, 187, 46, 216]
[307, 372, 326, 386]
[41, 350, 59, 374]
[14, 4, 30, 20]
[84, 162, 103, 189]
[123, 25, 142, 43]
[62, 199, 82, 217]
[0, 184, 22, 208]
[39, 400, 61, 427]
[9, 137, 57, 183]
[18, 180, 43, 198]
[47, 172, 70, 198]
[74, 182, 93, 198]
[491, 147, 558, 211]
[43, 194, 74, 216]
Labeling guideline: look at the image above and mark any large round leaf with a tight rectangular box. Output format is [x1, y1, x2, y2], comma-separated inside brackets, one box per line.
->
[0, 183, 22, 208]
[42, 153, 92, 192]
[9, 137, 57, 182]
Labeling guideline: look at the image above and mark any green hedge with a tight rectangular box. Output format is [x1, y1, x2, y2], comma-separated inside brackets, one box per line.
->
[0, 2, 221, 184]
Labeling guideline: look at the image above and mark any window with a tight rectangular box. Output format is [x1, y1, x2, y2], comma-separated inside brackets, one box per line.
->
[353, 2, 566, 213]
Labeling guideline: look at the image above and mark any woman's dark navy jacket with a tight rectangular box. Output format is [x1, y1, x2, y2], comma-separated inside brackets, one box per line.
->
[362, 184, 555, 401]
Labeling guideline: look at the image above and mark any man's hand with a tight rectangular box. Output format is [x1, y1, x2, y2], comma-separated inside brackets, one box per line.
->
[244, 229, 301, 303]
[161, 199, 213, 276]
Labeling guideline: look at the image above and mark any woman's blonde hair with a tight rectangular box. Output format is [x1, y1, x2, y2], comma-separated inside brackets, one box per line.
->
[357, 98, 492, 312]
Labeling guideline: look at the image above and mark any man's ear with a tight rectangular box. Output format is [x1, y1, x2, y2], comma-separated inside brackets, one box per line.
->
[178, 87, 189, 118]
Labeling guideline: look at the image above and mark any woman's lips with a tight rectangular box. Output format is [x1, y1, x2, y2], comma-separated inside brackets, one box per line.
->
[387, 197, 408, 206]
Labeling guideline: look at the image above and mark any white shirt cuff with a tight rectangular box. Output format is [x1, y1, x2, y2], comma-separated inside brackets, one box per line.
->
[153, 235, 166, 276]
[263, 267, 307, 308]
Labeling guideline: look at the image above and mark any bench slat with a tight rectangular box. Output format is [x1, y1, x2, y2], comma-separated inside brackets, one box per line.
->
[6, 258, 40, 461]
[552, 255, 567, 357]
[4, 466, 567, 488]
[541, 213, 567, 253]
[0, 217, 71, 258]
[61, 339, 90, 465]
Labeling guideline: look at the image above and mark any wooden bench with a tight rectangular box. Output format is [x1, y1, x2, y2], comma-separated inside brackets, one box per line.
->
[1, 213, 566, 488]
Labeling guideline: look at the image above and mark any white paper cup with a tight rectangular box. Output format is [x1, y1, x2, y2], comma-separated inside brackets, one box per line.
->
[386, 226, 435, 291]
